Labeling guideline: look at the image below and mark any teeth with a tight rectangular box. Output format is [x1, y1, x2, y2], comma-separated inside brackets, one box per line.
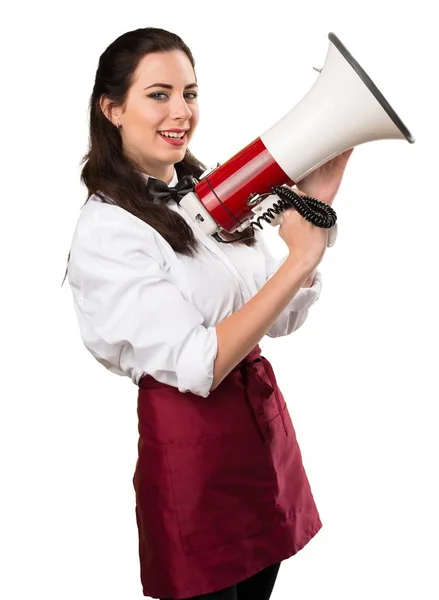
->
[159, 131, 186, 139]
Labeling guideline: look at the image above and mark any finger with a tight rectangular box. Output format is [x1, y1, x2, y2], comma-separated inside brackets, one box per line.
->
[338, 148, 354, 164]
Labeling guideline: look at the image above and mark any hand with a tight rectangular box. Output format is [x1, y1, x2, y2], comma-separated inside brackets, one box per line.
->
[295, 148, 354, 205]
[278, 208, 328, 272]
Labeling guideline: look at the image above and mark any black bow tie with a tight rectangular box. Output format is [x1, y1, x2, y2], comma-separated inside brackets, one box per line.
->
[146, 174, 196, 204]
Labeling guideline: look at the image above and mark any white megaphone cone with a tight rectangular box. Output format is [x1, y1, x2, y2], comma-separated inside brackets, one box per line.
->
[261, 32, 414, 184]
[179, 33, 414, 241]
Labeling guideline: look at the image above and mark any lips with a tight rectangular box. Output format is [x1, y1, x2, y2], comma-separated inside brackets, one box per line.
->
[159, 129, 188, 133]
[158, 130, 188, 147]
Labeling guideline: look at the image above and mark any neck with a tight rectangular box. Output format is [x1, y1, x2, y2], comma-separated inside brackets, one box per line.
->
[143, 165, 175, 184]
[124, 147, 175, 184]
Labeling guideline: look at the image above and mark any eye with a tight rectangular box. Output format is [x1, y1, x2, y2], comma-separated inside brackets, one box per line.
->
[184, 92, 198, 100]
[147, 92, 168, 100]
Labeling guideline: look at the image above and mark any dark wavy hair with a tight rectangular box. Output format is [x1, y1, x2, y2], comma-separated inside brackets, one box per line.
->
[62, 27, 256, 285]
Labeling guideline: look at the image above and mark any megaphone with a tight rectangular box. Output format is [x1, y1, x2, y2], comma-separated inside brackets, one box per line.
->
[179, 32, 414, 243]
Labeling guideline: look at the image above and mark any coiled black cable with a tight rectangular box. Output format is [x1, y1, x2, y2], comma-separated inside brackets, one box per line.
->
[251, 185, 337, 231]
[213, 185, 337, 244]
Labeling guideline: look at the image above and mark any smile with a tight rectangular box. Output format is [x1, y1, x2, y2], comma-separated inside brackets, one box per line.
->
[158, 131, 187, 146]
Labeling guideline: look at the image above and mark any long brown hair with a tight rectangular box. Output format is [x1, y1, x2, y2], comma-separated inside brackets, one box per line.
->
[62, 27, 256, 286]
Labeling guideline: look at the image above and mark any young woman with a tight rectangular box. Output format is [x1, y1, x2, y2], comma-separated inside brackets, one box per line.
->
[65, 26, 352, 600]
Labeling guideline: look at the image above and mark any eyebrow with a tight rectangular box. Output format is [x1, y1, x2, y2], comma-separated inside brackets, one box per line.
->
[144, 82, 198, 90]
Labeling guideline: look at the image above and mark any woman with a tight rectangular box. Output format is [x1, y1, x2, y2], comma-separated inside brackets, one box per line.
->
[65, 26, 352, 600]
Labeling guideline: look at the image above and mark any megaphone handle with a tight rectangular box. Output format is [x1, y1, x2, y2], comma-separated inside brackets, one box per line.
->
[269, 214, 283, 227]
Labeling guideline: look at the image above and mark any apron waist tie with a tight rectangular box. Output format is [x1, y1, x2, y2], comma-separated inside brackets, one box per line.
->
[239, 345, 289, 443]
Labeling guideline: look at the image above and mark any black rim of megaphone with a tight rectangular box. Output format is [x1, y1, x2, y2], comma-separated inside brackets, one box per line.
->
[328, 33, 415, 144]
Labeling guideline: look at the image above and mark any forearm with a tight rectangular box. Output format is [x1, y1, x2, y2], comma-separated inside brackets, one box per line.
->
[211, 256, 313, 390]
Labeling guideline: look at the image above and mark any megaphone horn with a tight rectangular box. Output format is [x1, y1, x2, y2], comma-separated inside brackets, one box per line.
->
[179, 33, 415, 239]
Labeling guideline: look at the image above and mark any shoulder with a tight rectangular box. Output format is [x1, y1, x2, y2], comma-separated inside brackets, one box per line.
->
[70, 195, 166, 265]
[76, 194, 155, 234]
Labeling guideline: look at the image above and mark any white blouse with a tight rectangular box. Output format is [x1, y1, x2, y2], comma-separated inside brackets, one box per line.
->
[67, 170, 322, 398]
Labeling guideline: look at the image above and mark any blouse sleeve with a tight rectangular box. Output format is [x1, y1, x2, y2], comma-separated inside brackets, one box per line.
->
[68, 211, 218, 398]
[255, 231, 323, 338]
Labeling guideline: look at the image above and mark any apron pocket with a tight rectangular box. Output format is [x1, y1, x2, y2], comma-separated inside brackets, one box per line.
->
[164, 427, 286, 554]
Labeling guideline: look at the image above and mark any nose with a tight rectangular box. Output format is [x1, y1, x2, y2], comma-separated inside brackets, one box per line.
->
[170, 94, 192, 121]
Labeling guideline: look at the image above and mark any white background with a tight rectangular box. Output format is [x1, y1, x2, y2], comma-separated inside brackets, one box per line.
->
[1, 1, 438, 599]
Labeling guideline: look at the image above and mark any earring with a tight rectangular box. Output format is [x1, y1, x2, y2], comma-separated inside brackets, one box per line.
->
[115, 120, 121, 129]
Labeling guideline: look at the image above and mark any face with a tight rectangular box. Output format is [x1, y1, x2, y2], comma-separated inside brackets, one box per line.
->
[106, 50, 199, 183]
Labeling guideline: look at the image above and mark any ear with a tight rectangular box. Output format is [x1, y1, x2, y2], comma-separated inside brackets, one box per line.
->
[99, 95, 121, 127]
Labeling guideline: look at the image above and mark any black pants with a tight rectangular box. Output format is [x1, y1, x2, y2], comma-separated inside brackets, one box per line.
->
[162, 562, 281, 600]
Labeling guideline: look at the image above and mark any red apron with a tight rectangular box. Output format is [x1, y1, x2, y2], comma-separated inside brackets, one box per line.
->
[133, 344, 322, 599]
